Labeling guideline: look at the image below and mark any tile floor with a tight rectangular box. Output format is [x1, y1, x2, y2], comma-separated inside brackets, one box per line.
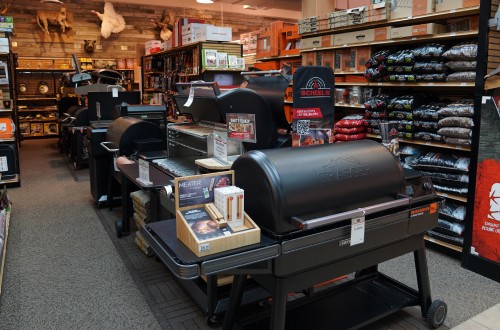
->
[452, 303, 500, 330]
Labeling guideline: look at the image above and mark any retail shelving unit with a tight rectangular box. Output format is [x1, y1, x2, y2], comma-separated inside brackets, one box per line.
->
[15, 58, 74, 140]
[299, 3, 485, 258]
[0, 52, 20, 188]
[141, 41, 244, 109]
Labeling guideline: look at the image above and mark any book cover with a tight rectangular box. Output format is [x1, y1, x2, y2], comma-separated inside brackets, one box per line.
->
[203, 49, 218, 68]
[217, 52, 228, 68]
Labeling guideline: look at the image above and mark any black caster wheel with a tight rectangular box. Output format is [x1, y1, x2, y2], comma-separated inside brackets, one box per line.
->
[206, 315, 221, 327]
[115, 220, 124, 238]
[426, 299, 447, 328]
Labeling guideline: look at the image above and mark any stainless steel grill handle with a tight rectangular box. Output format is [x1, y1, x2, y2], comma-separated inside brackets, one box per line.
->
[291, 197, 411, 230]
[100, 141, 119, 153]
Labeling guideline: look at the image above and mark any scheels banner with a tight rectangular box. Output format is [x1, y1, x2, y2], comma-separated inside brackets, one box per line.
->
[292, 66, 335, 147]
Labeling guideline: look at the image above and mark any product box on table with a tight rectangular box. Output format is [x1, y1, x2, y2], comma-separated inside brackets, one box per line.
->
[175, 171, 260, 257]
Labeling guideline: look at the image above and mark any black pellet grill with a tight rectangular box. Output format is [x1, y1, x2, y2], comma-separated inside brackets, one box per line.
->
[142, 140, 447, 330]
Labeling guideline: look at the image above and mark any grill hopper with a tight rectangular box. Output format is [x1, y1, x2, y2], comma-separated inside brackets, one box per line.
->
[232, 140, 406, 235]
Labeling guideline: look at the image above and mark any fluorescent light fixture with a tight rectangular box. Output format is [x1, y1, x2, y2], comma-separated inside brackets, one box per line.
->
[196, 0, 214, 3]
[40, 0, 64, 3]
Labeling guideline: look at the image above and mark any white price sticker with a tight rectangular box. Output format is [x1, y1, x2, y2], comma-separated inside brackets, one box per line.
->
[137, 159, 152, 185]
[350, 216, 365, 246]
[0, 156, 8, 172]
[112, 88, 118, 98]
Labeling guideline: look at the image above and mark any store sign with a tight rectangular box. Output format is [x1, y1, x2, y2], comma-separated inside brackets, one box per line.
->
[471, 159, 500, 264]
[213, 130, 228, 165]
[226, 113, 256, 143]
[175, 171, 233, 208]
[136, 159, 152, 185]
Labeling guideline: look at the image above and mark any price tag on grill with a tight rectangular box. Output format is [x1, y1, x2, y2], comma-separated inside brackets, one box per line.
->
[350, 216, 365, 246]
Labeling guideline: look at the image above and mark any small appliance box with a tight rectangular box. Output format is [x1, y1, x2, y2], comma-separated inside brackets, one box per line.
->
[195, 25, 232, 42]
[181, 23, 208, 45]
[214, 186, 245, 228]
[435, 0, 479, 12]
[145, 40, 162, 55]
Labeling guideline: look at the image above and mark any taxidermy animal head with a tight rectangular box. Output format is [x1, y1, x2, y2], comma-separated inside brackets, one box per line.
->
[151, 10, 174, 41]
[84, 40, 96, 53]
[36, 7, 71, 35]
[91, 2, 126, 39]
[0, 4, 11, 15]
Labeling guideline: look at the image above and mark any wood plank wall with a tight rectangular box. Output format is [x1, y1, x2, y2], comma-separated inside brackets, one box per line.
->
[5, 0, 289, 60]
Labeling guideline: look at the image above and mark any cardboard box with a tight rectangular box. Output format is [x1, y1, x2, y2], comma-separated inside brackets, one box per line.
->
[391, 23, 447, 38]
[448, 16, 479, 32]
[328, 10, 348, 29]
[300, 36, 322, 50]
[144, 40, 162, 55]
[346, 6, 369, 26]
[356, 46, 372, 72]
[321, 35, 334, 47]
[391, 0, 434, 19]
[214, 186, 245, 227]
[321, 50, 335, 68]
[240, 33, 250, 53]
[303, 52, 316, 66]
[348, 0, 371, 6]
[280, 25, 300, 56]
[369, 1, 391, 22]
[253, 60, 280, 71]
[256, 21, 284, 58]
[435, 0, 479, 12]
[341, 48, 357, 72]
[374, 26, 391, 41]
[334, 29, 374, 45]
[161, 39, 172, 51]
[195, 25, 233, 42]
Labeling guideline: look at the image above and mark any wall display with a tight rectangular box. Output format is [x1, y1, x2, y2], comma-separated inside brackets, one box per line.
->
[91, 2, 126, 39]
[36, 7, 71, 35]
[175, 172, 233, 208]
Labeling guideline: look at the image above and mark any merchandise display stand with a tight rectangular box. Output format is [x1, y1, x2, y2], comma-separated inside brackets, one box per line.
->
[143, 211, 447, 329]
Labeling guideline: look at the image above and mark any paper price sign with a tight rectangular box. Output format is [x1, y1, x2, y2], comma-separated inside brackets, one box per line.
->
[350, 216, 365, 246]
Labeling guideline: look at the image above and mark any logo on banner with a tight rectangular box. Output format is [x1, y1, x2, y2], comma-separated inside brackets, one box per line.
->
[489, 183, 500, 221]
[300, 77, 331, 98]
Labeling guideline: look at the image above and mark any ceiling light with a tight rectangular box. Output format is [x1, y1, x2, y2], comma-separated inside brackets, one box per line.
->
[243, 5, 257, 10]
[40, 0, 64, 3]
[196, 0, 214, 3]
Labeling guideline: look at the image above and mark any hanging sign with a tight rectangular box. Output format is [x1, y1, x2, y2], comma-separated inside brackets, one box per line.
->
[226, 113, 256, 143]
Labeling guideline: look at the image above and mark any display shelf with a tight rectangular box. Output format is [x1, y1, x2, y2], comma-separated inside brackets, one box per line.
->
[436, 192, 467, 203]
[0, 175, 18, 185]
[17, 97, 58, 101]
[257, 54, 302, 61]
[18, 109, 57, 113]
[143, 71, 164, 75]
[335, 103, 364, 109]
[424, 236, 463, 253]
[202, 68, 245, 72]
[21, 135, 58, 140]
[366, 134, 471, 152]
[300, 6, 480, 38]
[301, 31, 478, 52]
[144, 88, 165, 92]
[0, 210, 11, 296]
[15, 68, 74, 72]
[0, 138, 16, 142]
[19, 119, 57, 123]
[336, 81, 476, 88]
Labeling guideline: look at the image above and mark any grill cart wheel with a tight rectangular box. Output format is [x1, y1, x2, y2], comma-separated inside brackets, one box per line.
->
[426, 299, 447, 328]
[115, 219, 124, 238]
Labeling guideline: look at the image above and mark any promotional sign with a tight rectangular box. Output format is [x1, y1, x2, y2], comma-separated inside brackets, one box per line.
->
[226, 113, 256, 143]
[292, 66, 335, 147]
[213, 130, 228, 165]
[175, 171, 233, 208]
[471, 159, 500, 263]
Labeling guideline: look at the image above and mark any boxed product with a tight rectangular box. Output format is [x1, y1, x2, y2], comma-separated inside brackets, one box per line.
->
[0, 38, 8, 53]
[346, 6, 369, 26]
[300, 36, 322, 50]
[391, 23, 447, 38]
[240, 33, 250, 53]
[334, 29, 375, 45]
[322, 35, 334, 48]
[214, 186, 245, 228]
[328, 10, 348, 29]
[390, 0, 434, 19]
[44, 123, 58, 135]
[195, 25, 232, 42]
[356, 46, 372, 72]
[436, 0, 479, 12]
[182, 23, 208, 45]
[161, 39, 172, 51]
[447, 16, 479, 33]
[144, 40, 162, 55]
[368, 1, 391, 22]
[374, 26, 391, 41]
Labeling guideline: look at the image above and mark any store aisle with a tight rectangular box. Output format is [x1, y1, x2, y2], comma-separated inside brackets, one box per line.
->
[0, 139, 161, 330]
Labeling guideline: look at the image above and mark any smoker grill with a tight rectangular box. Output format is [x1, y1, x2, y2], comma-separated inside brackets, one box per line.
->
[142, 140, 447, 329]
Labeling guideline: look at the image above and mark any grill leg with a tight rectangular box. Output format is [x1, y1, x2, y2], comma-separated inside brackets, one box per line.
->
[414, 248, 432, 317]
[222, 274, 246, 330]
[270, 279, 287, 330]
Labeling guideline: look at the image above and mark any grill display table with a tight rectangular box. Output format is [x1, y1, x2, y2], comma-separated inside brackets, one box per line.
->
[142, 205, 447, 330]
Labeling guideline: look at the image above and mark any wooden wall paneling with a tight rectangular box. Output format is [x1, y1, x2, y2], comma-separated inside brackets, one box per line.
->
[4, 0, 288, 60]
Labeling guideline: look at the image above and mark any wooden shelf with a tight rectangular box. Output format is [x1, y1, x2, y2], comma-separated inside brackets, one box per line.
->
[17, 97, 58, 101]
[424, 235, 463, 253]
[436, 192, 467, 203]
[0, 176, 18, 185]
[143, 71, 164, 75]
[300, 6, 480, 38]
[19, 119, 57, 123]
[16, 68, 74, 72]
[301, 31, 477, 52]
[143, 88, 165, 92]
[336, 81, 475, 88]
[22, 135, 58, 139]
[256, 54, 302, 61]
[366, 133, 471, 152]
[202, 68, 245, 72]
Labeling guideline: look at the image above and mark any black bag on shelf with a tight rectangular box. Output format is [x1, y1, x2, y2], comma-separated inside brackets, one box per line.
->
[0, 144, 18, 180]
